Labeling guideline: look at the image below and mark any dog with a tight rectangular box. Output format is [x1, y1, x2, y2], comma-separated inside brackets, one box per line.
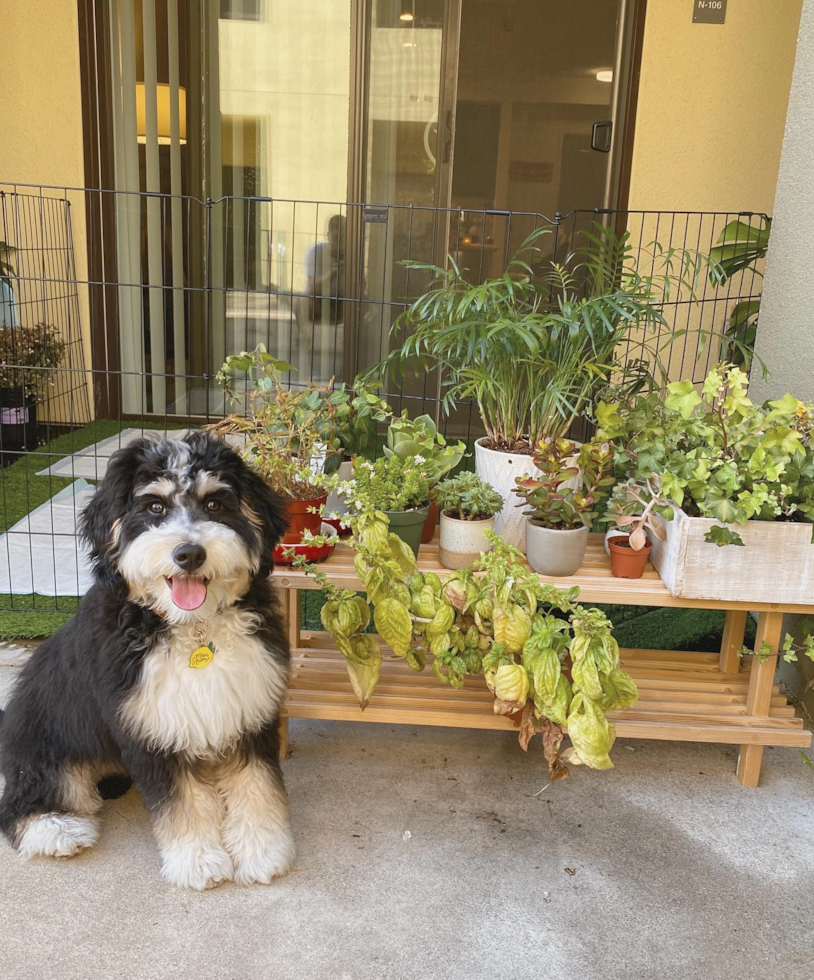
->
[0, 432, 293, 890]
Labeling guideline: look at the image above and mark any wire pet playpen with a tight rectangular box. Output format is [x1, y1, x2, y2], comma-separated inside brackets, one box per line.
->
[0, 182, 767, 623]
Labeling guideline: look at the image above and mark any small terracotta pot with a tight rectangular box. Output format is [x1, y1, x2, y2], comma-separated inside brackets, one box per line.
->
[421, 500, 440, 544]
[282, 494, 328, 544]
[608, 535, 653, 579]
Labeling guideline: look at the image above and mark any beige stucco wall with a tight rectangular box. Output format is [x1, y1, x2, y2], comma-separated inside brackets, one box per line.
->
[0, 0, 93, 423]
[628, 0, 804, 214]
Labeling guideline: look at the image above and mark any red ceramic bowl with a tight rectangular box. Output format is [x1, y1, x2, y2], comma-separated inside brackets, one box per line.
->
[272, 523, 337, 565]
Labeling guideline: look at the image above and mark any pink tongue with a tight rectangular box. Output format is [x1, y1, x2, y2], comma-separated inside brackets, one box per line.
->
[170, 576, 207, 611]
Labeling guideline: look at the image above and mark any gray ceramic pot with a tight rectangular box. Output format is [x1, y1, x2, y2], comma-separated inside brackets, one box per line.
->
[525, 521, 588, 577]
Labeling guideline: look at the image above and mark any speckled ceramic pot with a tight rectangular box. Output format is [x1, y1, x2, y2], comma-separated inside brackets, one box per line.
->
[438, 512, 495, 569]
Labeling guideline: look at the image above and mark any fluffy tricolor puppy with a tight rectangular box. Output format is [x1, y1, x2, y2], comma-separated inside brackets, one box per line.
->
[0, 433, 293, 890]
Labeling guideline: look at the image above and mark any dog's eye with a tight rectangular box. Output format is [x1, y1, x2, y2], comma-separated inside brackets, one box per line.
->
[148, 501, 166, 516]
[205, 499, 221, 513]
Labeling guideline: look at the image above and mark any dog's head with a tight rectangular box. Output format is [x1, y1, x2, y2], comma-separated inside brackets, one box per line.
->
[80, 432, 287, 622]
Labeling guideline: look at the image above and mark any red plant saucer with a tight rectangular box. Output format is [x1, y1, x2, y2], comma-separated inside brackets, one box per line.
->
[273, 523, 337, 565]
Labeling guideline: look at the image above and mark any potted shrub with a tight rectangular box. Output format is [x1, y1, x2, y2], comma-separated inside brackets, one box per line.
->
[597, 363, 814, 602]
[432, 472, 503, 569]
[363, 224, 710, 549]
[601, 478, 668, 579]
[214, 346, 341, 544]
[0, 323, 66, 453]
[342, 455, 430, 556]
[383, 412, 465, 542]
[514, 437, 614, 576]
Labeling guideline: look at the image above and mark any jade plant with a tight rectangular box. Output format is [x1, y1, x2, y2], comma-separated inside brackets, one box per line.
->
[597, 363, 814, 546]
[342, 456, 430, 513]
[432, 472, 503, 521]
[514, 437, 615, 530]
[383, 412, 465, 484]
[294, 501, 638, 776]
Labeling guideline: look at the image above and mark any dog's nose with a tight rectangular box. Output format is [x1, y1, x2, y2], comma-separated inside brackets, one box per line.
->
[172, 543, 207, 573]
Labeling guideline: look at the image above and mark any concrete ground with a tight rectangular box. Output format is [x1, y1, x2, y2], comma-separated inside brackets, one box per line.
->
[1, 644, 813, 980]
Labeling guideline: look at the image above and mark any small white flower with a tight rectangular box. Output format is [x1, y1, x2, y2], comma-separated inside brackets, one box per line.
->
[414, 455, 426, 464]
[355, 500, 363, 511]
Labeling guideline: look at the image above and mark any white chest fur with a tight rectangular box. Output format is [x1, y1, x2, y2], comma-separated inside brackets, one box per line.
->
[120, 607, 288, 758]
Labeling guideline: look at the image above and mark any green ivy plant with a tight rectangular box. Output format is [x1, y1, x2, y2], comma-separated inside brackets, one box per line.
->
[514, 437, 615, 530]
[597, 364, 814, 546]
[432, 472, 503, 521]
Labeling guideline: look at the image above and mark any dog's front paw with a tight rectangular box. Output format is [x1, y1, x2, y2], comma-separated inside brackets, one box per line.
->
[231, 827, 295, 886]
[160, 845, 234, 890]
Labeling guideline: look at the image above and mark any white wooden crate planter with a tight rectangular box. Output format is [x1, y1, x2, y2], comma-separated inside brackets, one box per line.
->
[650, 506, 814, 604]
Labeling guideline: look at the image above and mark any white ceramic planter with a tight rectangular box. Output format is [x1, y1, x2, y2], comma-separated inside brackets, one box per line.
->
[474, 437, 582, 551]
[439, 512, 495, 569]
[474, 438, 540, 550]
[650, 505, 814, 603]
[324, 459, 354, 520]
[525, 521, 589, 577]
[604, 527, 629, 555]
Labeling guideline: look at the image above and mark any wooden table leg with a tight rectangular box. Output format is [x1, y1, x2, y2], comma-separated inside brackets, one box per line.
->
[736, 610, 783, 787]
[286, 588, 301, 650]
[278, 717, 289, 760]
[720, 609, 748, 673]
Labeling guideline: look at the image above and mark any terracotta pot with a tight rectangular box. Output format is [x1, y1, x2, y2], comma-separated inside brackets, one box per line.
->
[608, 535, 652, 579]
[384, 506, 429, 558]
[421, 499, 440, 543]
[282, 493, 328, 544]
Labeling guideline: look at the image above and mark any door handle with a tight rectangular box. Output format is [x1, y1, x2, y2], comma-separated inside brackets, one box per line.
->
[591, 120, 613, 153]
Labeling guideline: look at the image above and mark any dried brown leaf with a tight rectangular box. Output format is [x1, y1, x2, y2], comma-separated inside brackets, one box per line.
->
[518, 702, 538, 752]
[541, 718, 569, 781]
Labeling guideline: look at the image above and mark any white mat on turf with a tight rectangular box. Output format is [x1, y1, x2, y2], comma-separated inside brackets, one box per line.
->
[36, 427, 190, 480]
[0, 480, 96, 596]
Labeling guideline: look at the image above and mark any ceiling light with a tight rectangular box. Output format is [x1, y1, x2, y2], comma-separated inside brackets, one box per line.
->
[400, 12, 414, 20]
[596, 70, 613, 83]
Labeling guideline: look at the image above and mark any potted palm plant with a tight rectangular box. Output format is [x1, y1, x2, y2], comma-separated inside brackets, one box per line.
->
[432, 472, 503, 569]
[383, 412, 466, 543]
[363, 223, 710, 549]
[514, 438, 614, 576]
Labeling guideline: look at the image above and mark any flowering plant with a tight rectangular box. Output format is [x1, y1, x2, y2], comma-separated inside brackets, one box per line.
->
[343, 455, 430, 513]
[0, 324, 67, 403]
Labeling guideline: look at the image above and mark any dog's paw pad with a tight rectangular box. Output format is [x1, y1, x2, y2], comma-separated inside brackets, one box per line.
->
[17, 814, 99, 859]
[160, 846, 234, 891]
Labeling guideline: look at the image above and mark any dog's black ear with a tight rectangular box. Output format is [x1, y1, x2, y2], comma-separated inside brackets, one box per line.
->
[80, 439, 150, 583]
[238, 463, 289, 569]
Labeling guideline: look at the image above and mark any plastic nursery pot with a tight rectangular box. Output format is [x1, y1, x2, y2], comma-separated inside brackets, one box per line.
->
[608, 535, 653, 579]
[439, 512, 495, 570]
[421, 499, 440, 544]
[384, 505, 429, 558]
[281, 493, 328, 545]
[525, 521, 588, 577]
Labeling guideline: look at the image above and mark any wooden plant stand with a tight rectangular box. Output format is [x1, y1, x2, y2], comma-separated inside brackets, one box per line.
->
[275, 533, 812, 786]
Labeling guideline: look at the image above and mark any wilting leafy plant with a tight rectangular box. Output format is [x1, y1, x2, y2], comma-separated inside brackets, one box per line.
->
[432, 472, 503, 521]
[295, 509, 637, 777]
[514, 437, 615, 530]
[597, 363, 814, 545]
[363, 223, 712, 450]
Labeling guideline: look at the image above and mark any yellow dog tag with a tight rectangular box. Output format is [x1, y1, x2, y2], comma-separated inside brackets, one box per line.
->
[190, 644, 214, 669]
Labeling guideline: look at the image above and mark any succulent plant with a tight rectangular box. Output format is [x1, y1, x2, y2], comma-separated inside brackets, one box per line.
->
[383, 412, 465, 485]
[432, 472, 503, 521]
